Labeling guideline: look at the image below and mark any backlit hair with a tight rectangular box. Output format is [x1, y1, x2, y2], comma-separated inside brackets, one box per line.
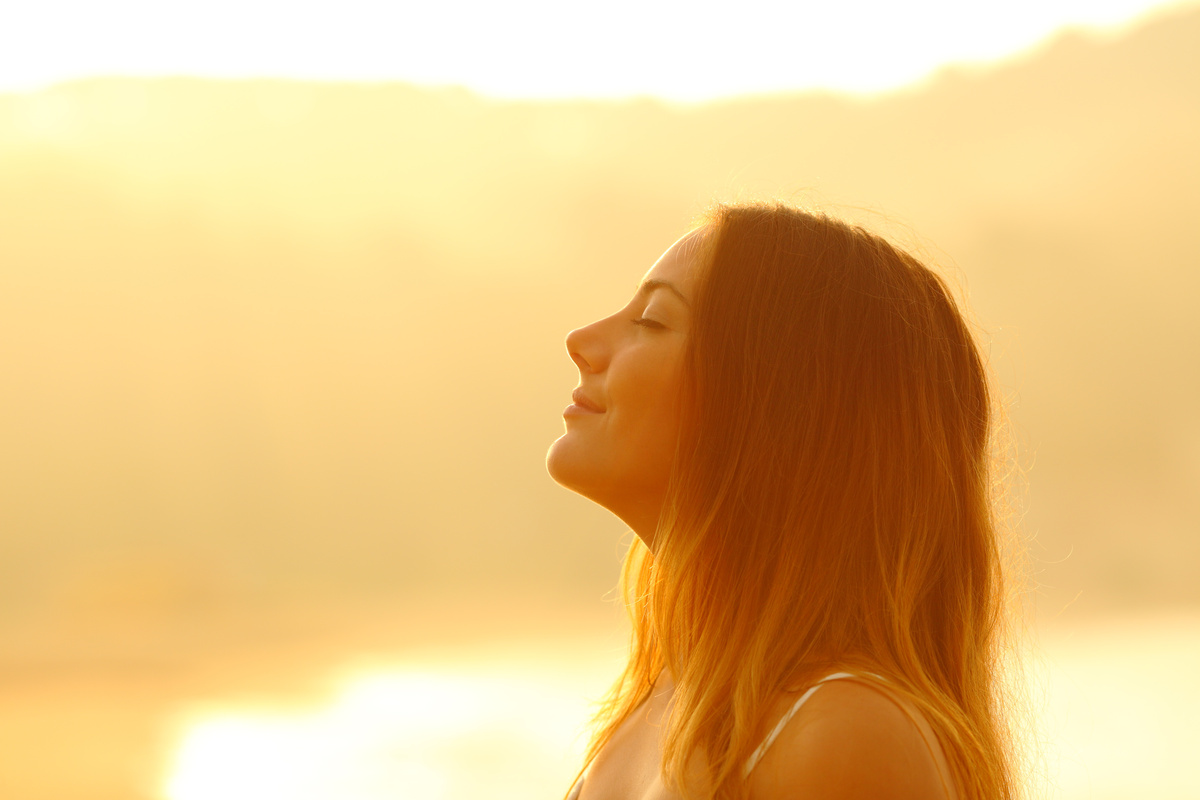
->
[577, 202, 1018, 799]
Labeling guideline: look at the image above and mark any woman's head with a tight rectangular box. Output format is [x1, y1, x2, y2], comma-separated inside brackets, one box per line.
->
[561, 202, 1013, 800]
[545, 227, 707, 538]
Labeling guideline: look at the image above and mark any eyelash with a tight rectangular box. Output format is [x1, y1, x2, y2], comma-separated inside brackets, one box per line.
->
[632, 317, 665, 329]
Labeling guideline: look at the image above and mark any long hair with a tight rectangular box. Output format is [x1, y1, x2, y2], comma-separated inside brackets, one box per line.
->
[576, 202, 1016, 800]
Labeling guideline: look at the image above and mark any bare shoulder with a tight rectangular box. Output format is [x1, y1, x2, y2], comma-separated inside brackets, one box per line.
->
[747, 679, 955, 800]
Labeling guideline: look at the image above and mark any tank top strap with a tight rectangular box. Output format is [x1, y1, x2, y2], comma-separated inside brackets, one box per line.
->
[742, 671, 865, 778]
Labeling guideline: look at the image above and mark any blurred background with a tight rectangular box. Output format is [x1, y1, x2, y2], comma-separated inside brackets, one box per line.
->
[1, 1, 1198, 798]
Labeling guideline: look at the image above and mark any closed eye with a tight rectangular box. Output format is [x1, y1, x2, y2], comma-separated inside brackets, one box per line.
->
[633, 317, 666, 329]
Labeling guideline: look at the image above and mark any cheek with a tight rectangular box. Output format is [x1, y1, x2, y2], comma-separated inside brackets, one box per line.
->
[615, 363, 683, 464]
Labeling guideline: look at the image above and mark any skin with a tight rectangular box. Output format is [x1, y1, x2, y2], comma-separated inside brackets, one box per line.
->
[578, 674, 956, 800]
[545, 228, 703, 546]
[548, 231, 957, 800]
[746, 680, 958, 800]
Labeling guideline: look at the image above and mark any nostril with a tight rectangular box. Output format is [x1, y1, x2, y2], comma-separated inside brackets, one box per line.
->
[565, 327, 591, 371]
[569, 349, 591, 372]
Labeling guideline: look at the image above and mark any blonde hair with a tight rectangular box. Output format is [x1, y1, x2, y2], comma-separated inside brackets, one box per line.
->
[576, 203, 1017, 800]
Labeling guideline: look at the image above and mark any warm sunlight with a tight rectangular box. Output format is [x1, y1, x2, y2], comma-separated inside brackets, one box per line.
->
[1027, 617, 1200, 800]
[3, 2, 1197, 797]
[164, 654, 618, 800]
[1, 0, 1192, 99]
[159, 623, 1200, 800]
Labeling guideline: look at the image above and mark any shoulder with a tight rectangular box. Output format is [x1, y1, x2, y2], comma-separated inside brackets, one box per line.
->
[746, 678, 954, 800]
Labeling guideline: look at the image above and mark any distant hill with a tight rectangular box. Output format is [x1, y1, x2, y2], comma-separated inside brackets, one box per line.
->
[1, 4, 1197, 665]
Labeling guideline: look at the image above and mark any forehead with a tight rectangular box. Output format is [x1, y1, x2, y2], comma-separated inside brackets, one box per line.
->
[641, 228, 706, 298]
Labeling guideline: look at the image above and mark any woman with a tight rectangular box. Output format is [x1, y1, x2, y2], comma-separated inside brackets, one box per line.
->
[546, 202, 1017, 800]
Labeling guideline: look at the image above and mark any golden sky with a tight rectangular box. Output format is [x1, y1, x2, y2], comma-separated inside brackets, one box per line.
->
[1, 0, 1194, 99]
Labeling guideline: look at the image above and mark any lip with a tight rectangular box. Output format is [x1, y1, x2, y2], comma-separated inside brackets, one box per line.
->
[566, 388, 604, 415]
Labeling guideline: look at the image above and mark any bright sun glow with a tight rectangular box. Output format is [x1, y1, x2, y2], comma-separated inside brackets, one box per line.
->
[162, 621, 1200, 800]
[163, 652, 620, 800]
[0, 0, 1193, 99]
[1026, 616, 1200, 800]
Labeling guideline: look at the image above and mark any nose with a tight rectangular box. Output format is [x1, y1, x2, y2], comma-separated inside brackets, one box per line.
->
[565, 320, 605, 374]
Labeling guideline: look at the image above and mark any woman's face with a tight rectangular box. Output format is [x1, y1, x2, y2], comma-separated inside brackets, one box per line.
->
[545, 229, 703, 541]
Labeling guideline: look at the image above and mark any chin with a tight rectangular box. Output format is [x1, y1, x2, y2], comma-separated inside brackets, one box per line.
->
[545, 432, 577, 489]
[546, 433, 601, 499]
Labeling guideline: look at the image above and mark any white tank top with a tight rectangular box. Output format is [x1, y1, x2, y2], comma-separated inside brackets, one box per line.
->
[565, 672, 864, 800]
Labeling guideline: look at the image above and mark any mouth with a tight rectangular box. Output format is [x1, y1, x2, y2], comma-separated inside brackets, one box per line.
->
[566, 388, 604, 415]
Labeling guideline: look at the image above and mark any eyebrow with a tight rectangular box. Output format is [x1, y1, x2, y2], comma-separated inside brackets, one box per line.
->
[637, 278, 691, 307]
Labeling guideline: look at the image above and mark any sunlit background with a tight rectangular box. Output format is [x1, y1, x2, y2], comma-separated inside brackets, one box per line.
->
[1, 1, 1198, 798]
